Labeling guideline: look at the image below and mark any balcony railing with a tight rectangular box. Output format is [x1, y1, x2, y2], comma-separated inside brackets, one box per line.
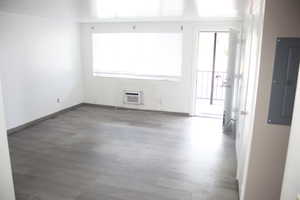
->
[196, 70, 227, 102]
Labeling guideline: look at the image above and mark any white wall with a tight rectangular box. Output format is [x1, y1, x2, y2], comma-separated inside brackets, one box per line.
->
[0, 80, 15, 200]
[236, 0, 266, 197]
[0, 0, 79, 20]
[281, 66, 300, 200]
[0, 12, 83, 129]
[241, 0, 300, 199]
[81, 21, 241, 114]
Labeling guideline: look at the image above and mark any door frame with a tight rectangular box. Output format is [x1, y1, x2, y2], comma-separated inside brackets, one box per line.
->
[190, 28, 242, 117]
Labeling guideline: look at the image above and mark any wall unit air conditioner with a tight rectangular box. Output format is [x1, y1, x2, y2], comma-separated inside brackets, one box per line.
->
[123, 90, 143, 105]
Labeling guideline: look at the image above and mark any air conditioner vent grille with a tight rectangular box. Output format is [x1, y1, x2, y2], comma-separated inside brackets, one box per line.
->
[123, 90, 143, 105]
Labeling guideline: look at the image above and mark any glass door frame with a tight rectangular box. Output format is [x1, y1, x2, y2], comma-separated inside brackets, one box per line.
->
[192, 30, 230, 117]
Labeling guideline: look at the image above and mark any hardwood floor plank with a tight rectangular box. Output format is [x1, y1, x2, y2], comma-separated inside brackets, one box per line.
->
[8, 105, 238, 200]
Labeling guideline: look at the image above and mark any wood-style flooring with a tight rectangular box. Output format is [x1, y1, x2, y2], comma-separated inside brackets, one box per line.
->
[8, 105, 239, 200]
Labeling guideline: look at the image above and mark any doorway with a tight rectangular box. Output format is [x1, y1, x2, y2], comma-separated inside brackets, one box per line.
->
[194, 31, 233, 119]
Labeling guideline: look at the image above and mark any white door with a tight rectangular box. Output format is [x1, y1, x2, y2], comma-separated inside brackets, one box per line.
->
[235, 24, 253, 183]
[236, 13, 263, 188]
[223, 30, 239, 128]
[0, 80, 15, 200]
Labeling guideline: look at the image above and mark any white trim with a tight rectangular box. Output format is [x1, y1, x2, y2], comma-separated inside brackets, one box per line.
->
[79, 17, 243, 24]
[93, 72, 181, 82]
[189, 29, 200, 115]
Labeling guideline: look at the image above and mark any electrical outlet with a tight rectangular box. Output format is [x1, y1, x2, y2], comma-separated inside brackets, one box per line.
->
[57, 98, 60, 103]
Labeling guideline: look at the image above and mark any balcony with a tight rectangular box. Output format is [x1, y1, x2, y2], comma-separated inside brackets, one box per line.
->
[195, 70, 227, 117]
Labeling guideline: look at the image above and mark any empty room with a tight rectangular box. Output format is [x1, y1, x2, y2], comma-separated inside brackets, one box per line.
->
[1, 0, 300, 200]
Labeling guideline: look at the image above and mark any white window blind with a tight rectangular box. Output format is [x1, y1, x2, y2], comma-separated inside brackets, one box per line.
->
[92, 33, 183, 79]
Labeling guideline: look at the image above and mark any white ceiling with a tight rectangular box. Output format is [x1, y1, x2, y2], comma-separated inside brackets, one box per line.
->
[0, 0, 247, 22]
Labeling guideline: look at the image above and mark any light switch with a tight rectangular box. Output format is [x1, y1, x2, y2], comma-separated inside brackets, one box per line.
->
[297, 194, 300, 200]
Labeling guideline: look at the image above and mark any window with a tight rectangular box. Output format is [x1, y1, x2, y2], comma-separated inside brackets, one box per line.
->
[96, 0, 183, 18]
[92, 33, 183, 80]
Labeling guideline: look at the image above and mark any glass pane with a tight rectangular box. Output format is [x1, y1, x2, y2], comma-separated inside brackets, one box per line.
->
[196, 71, 212, 99]
[215, 32, 230, 72]
[197, 32, 215, 71]
[92, 33, 183, 77]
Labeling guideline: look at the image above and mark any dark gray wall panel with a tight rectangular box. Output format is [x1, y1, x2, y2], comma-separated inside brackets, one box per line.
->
[268, 38, 300, 125]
